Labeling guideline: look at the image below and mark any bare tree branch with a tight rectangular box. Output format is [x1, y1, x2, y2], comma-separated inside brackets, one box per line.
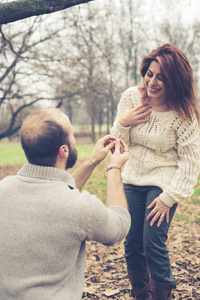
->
[0, 96, 66, 139]
[0, 0, 94, 25]
[0, 72, 16, 105]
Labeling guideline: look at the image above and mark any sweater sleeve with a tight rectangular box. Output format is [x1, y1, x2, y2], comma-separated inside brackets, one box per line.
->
[159, 117, 200, 207]
[81, 191, 131, 246]
[110, 86, 140, 144]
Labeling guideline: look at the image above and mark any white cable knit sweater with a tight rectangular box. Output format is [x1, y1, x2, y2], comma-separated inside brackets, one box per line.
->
[110, 86, 200, 207]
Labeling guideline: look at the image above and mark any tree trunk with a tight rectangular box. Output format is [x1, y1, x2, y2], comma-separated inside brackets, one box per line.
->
[106, 99, 110, 134]
[98, 109, 103, 136]
[0, 0, 94, 25]
[91, 115, 95, 143]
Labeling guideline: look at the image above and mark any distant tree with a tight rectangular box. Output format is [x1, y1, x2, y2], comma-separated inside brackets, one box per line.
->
[64, 5, 118, 142]
[118, 0, 148, 88]
[0, 16, 76, 140]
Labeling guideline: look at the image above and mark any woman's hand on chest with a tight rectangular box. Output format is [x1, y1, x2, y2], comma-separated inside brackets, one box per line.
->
[119, 103, 151, 127]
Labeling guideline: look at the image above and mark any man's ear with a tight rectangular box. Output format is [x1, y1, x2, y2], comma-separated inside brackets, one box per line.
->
[58, 145, 69, 158]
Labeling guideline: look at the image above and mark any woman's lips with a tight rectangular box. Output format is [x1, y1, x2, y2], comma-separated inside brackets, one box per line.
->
[148, 87, 161, 93]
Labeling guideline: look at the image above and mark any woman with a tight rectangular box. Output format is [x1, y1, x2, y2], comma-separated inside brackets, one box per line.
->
[110, 43, 200, 300]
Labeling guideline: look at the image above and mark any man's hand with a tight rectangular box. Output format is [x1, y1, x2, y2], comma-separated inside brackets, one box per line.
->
[72, 135, 117, 190]
[146, 197, 170, 227]
[108, 139, 129, 169]
[119, 103, 151, 127]
[89, 135, 117, 166]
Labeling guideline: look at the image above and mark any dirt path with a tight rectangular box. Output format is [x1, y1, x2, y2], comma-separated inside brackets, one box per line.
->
[0, 165, 200, 299]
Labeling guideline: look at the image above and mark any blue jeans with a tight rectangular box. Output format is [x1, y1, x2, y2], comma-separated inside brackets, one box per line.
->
[124, 184, 177, 288]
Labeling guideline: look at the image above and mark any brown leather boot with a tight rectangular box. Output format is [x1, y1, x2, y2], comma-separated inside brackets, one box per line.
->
[152, 279, 174, 300]
[128, 267, 153, 299]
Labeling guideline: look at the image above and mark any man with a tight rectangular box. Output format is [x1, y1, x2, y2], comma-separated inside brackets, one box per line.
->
[0, 108, 130, 300]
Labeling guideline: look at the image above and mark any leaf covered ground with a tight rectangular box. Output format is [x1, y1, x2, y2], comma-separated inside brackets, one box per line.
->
[0, 164, 200, 300]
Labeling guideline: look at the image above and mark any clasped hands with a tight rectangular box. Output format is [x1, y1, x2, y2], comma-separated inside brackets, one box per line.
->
[89, 135, 129, 170]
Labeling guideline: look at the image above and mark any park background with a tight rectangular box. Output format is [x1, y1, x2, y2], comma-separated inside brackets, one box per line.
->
[1, 0, 200, 142]
[0, 0, 200, 299]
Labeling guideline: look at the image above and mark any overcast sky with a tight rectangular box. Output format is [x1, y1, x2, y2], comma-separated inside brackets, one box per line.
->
[147, 0, 200, 24]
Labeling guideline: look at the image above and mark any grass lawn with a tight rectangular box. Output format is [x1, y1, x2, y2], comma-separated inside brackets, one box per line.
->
[0, 144, 27, 165]
[0, 143, 94, 166]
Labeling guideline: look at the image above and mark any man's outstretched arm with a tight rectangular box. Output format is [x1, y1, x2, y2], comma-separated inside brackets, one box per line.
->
[106, 138, 129, 210]
[72, 135, 117, 190]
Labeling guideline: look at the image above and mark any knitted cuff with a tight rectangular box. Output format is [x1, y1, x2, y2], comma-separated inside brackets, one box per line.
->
[159, 192, 177, 208]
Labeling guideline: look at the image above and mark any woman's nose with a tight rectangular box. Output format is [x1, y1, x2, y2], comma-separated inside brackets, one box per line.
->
[149, 77, 157, 86]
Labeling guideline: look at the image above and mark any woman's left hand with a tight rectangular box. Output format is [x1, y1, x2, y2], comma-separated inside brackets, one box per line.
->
[146, 197, 170, 227]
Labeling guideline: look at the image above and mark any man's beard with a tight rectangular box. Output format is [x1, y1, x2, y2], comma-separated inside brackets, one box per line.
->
[65, 146, 78, 169]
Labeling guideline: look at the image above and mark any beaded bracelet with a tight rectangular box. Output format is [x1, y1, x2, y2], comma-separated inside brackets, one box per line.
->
[107, 166, 121, 172]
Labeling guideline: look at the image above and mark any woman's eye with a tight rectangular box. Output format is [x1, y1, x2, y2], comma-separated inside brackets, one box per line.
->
[147, 72, 152, 77]
[158, 76, 162, 81]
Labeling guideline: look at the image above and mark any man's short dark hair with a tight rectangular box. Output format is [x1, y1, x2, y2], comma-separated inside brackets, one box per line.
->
[21, 120, 69, 167]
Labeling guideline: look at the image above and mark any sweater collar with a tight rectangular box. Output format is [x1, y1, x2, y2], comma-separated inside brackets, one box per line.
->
[17, 163, 76, 189]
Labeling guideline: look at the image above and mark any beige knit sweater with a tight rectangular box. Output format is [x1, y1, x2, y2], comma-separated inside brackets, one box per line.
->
[111, 86, 200, 207]
[0, 163, 131, 300]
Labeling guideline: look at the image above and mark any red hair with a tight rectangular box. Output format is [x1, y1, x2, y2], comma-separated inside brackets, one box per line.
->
[139, 43, 200, 123]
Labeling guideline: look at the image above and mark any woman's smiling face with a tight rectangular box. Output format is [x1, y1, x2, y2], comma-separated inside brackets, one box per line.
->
[144, 60, 166, 102]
